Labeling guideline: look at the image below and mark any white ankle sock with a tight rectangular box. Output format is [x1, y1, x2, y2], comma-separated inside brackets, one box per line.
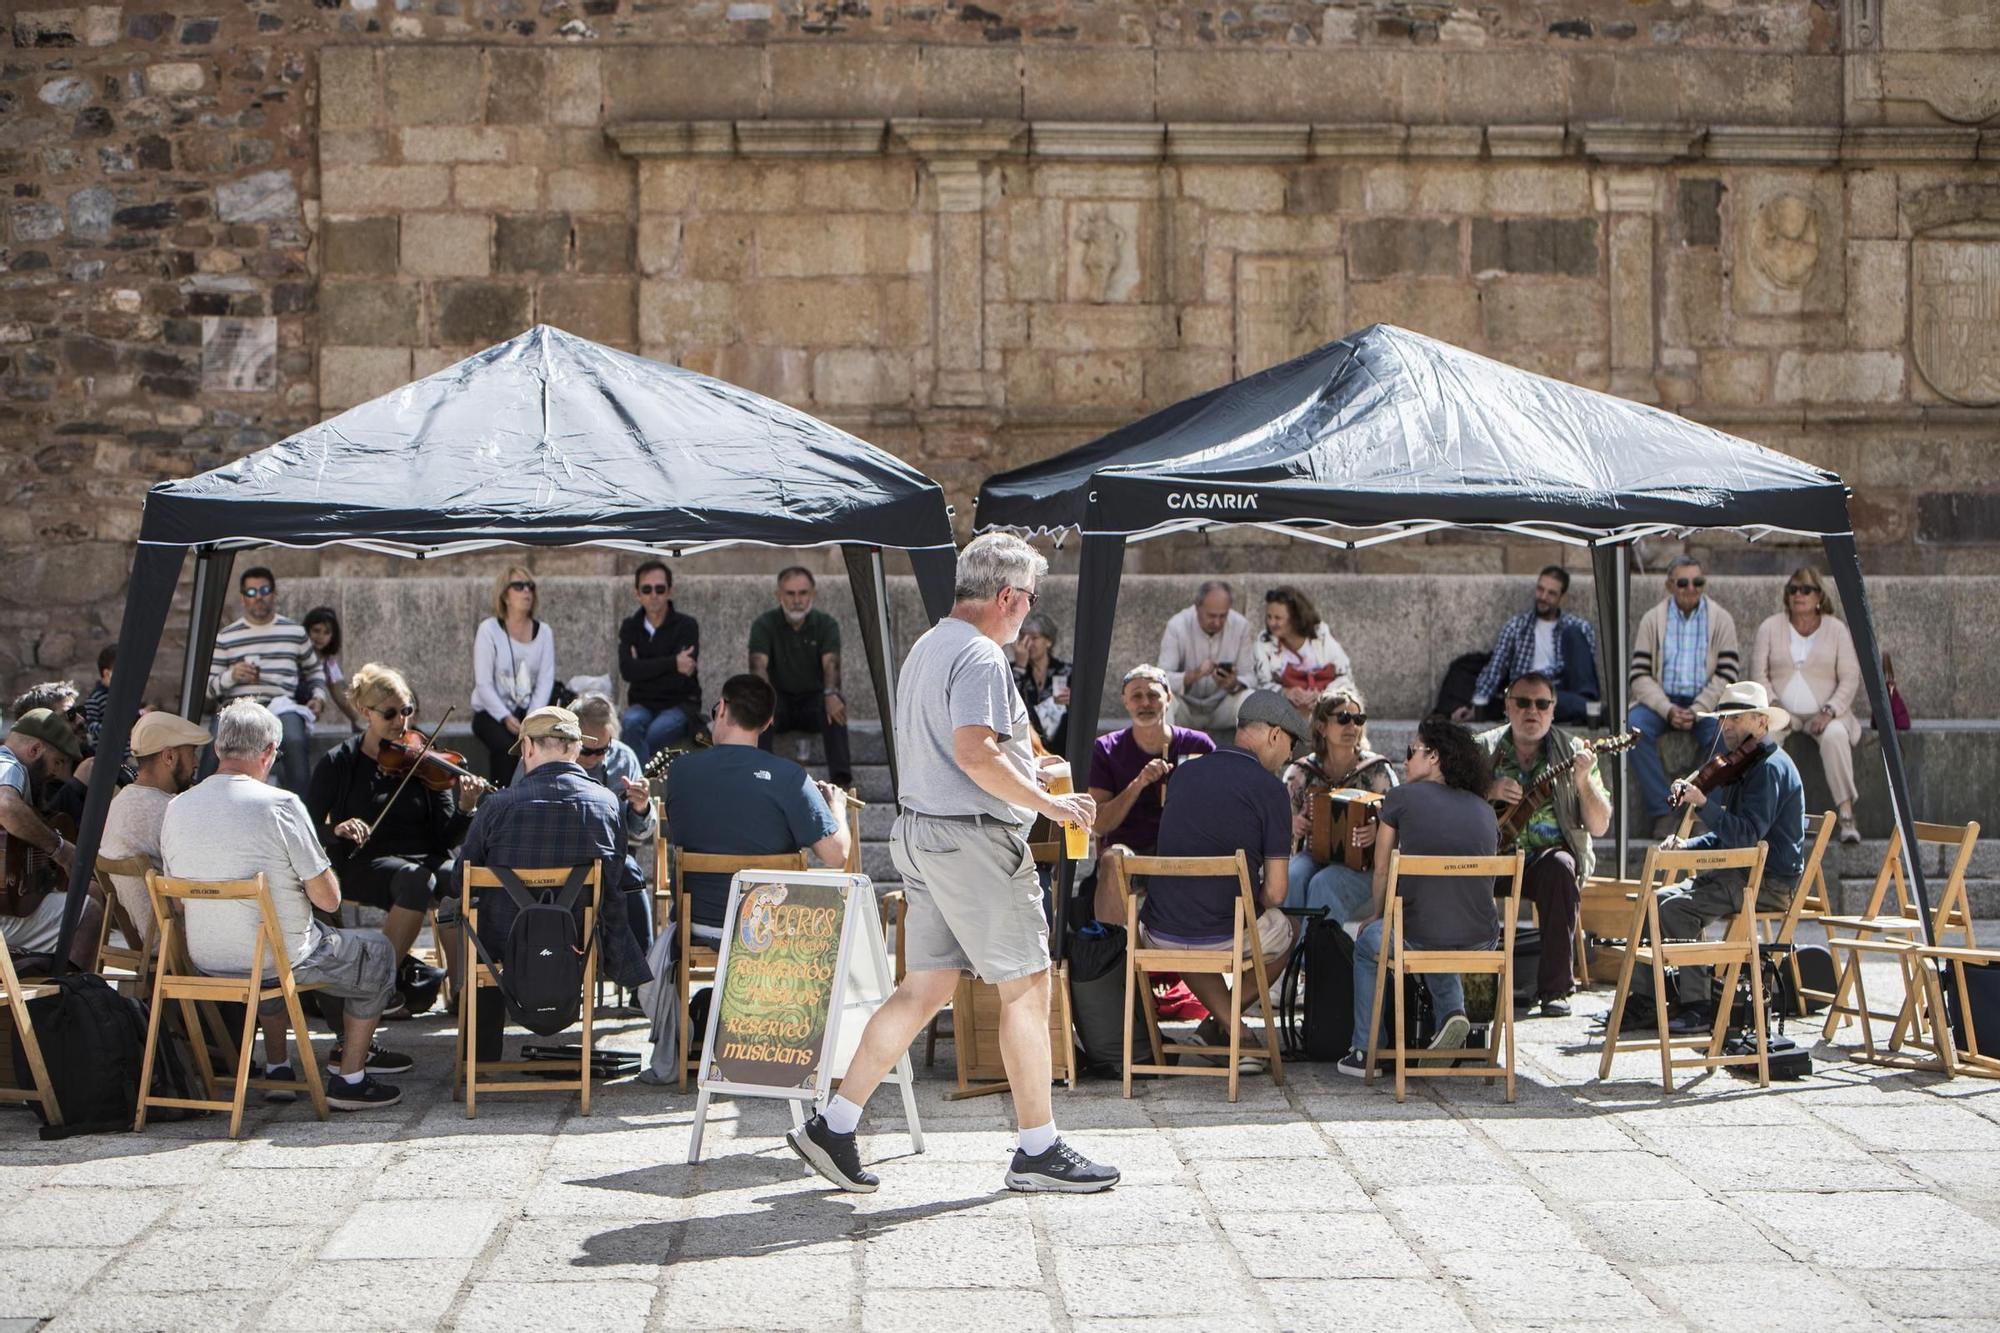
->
[1018, 1121, 1057, 1156]
[338, 1069, 365, 1085]
[823, 1095, 864, 1135]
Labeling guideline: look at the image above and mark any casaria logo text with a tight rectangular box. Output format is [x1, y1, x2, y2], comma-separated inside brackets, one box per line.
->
[1166, 492, 1259, 511]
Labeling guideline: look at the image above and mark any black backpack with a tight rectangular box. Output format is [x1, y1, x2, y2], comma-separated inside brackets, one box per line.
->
[8, 972, 198, 1138]
[1432, 651, 1492, 720]
[471, 865, 595, 1036]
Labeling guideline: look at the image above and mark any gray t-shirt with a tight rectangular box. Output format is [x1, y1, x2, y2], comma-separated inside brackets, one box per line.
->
[894, 616, 1038, 827]
[161, 774, 331, 970]
[101, 783, 171, 947]
[1378, 779, 1500, 950]
[0, 744, 29, 800]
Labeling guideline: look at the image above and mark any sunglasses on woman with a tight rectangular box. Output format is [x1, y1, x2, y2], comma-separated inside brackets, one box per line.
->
[1329, 711, 1367, 727]
[509, 580, 536, 592]
[376, 705, 415, 719]
[1405, 742, 1431, 760]
[1785, 584, 1814, 597]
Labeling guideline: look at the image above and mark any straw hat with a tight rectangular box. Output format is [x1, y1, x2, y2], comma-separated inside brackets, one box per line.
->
[1696, 680, 1790, 731]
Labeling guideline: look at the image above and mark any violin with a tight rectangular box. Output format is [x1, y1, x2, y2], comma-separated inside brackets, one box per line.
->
[1669, 733, 1769, 807]
[378, 730, 492, 795]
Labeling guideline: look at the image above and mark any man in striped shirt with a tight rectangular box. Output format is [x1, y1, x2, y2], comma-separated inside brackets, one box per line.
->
[207, 566, 327, 796]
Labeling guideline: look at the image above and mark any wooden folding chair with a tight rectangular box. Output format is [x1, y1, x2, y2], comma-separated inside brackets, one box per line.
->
[93, 852, 155, 990]
[0, 941, 62, 1127]
[1911, 945, 2000, 1080]
[1581, 806, 1697, 983]
[137, 872, 330, 1138]
[1819, 820, 1980, 1052]
[1365, 851, 1527, 1104]
[669, 849, 809, 1091]
[1596, 844, 1771, 1093]
[455, 863, 602, 1117]
[1100, 847, 1285, 1103]
[1719, 811, 1837, 1017]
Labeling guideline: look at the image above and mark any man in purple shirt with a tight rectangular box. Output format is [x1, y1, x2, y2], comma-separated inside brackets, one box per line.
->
[1086, 665, 1216, 855]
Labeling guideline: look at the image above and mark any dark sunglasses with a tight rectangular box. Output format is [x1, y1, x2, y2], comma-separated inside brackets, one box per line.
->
[1406, 742, 1431, 760]
[580, 743, 609, 758]
[638, 583, 669, 595]
[509, 580, 536, 592]
[1785, 583, 1814, 597]
[1330, 711, 1367, 727]
[376, 704, 415, 719]
[242, 586, 274, 598]
[1673, 577, 1707, 589]
[1509, 695, 1555, 712]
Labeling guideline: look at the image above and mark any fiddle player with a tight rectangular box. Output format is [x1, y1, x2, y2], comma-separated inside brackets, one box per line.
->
[306, 663, 483, 1018]
[1476, 671, 1611, 1018]
[1652, 680, 1805, 1027]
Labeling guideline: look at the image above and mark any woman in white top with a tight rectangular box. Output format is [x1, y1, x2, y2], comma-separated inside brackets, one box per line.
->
[1251, 584, 1356, 718]
[1749, 565, 1864, 845]
[472, 564, 556, 785]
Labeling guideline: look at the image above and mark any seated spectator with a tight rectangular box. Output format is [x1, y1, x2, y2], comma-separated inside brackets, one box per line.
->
[472, 565, 557, 786]
[1087, 665, 1215, 857]
[573, 692, 661, 955]
[1750, 566, 1864, 845]
[1341, 717, 1499, 1076]
[457, 705, 654, 1062]
[662, 674, 851, 935]
[1285, 687, 1398, 923]
[8, 683, 95, 824]
[0, 708, 98, 969]
[619, 560, 701, 765]
[163, 701, 406, 1109]
[1628, 556, 1738, 838]
[1115, 690, 1302, 1067]
[100, 711, 211, 949]
[1251, 585, 1355, 718]
[1453, 566, 1600, 725]
[303, 607, 362, 731]
[750, 566, 852, 788]
[83, 646, 115, 744]
[1013, 611, 1071, 757]
[207, 567, 329, 797]
[1158, 580, 1254, 734]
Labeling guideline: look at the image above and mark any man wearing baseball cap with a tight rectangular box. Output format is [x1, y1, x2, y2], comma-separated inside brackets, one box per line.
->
[0, 708, 89, 961]
[100, 711, 212, 948]
[1086, 663, 1216, 858]
[1104, 689, 1303, 1068]
[1654, 680, 1808, 1024]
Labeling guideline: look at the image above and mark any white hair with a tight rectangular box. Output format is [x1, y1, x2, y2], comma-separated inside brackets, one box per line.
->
[955, 533, 1048, 603]
[213, 699, 281, 759]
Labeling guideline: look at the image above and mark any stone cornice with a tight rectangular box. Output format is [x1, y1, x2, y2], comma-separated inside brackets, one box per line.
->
[607, 118, 2000, 168]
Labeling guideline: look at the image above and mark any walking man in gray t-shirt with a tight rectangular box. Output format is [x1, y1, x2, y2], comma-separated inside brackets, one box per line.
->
[787, 533, 1120, 1195]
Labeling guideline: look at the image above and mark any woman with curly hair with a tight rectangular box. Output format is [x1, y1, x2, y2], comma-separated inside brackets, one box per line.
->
[1339, 716, 1499, 1078]
[1250, 584, 1355, 718]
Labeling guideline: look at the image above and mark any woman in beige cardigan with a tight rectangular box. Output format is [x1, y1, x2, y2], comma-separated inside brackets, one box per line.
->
[1749, 565, 1864, 844]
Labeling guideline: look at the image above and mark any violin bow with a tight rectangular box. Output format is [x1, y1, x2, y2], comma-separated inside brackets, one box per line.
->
[363, 704, 459, 841]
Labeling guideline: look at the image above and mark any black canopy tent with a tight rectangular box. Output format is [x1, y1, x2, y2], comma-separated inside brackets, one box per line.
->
[55, 325, 960, 964]
[976, 323, 1934, 953]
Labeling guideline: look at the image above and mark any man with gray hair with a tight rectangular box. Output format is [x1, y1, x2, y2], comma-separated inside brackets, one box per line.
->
[1627, 555, 1738, 837]
[788, 532, 1120, 1197]
[163, 700, 405, 1109]
[1158, 580, 1255, 733]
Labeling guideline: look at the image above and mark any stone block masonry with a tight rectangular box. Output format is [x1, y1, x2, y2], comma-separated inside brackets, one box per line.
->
[1, 1, 1998, 705]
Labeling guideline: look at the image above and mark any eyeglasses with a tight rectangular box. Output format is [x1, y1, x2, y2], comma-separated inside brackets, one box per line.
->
[1785, 584, 1814, 597]
[376, 705, 415, 719]
[580, 744, 609, 758]
[1330, 711, 1367, 727]
[1508, 695, 1555, 712]
[1673, 577, 1707, 590]
[1406, 743, 1432, 760]
[1007, 585, 1039, 608]
[242, 586, 274, 599]
[638, 583, 669, 595]
[509, 580, 536, 592]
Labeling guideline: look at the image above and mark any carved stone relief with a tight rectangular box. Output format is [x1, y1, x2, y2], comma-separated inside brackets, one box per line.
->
[1732, 174, 1845, 316]
[1066, 202, 1141, 304]
[1912, 235, 2000, 406]
[1750, 196, 1822, 289]
[1235, 255, 1342, 378]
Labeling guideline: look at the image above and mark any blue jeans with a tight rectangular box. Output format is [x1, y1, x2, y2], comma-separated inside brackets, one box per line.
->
[1350, 919, 1469, 1055]
[1285, 852, 1374, 923]
[1627, 695, 1721, 821]
[621, 704, 690, 765]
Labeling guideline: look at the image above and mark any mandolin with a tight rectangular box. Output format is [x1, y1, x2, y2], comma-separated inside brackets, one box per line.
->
[1493, 729, 1637, 851]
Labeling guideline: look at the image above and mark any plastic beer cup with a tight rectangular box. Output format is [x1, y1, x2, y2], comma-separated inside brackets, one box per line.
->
[1042, 761, 1090, 859]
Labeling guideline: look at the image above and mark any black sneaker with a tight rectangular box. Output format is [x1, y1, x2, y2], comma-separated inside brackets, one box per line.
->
[328, 1042, 415, 1075]
[262, 1063, 298, 1104]
[1004, 1139, 1120, 1194]
[785, 1114, 879, 1194]
[325, 1073, 402, 1111]
[1336, 1049, 1369, 1078]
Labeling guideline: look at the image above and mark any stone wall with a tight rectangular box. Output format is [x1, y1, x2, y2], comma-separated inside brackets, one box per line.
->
[2, 0, 1998, 703]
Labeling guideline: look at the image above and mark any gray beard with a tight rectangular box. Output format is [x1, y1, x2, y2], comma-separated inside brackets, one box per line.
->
[783, 609, 809, 626]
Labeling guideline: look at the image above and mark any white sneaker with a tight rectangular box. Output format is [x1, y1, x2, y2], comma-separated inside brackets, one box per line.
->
[1428, 1012, 1471, 1052]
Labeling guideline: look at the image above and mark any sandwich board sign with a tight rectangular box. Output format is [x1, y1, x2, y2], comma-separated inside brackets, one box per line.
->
[688, 870, 924, 1164]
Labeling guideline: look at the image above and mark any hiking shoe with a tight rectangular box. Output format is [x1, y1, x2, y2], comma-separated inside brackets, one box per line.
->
[1336, 1050, 1369, 1078]
[328, 1042, 415, 1075]
[1428, 1012, 1471, 1052]
[1538, 996, 1572, 1019]
[786, 1114, 879, 1194]
[261, 1063, 298, 1104]
[1005, 1139, 1120, 1194]
[326, 1073, 402, 1111]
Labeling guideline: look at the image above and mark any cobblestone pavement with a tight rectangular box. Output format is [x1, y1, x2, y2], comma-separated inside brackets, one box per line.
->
[5, 955, 1999, 1332]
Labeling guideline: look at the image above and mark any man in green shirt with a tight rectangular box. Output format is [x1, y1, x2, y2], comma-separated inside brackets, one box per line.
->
[749, 566, 852, 787]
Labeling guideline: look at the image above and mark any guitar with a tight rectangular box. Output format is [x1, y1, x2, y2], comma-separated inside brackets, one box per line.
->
[1, 811, 76, 918]
[643, 734, 710, 801]
[1493, 729, 1638, 851]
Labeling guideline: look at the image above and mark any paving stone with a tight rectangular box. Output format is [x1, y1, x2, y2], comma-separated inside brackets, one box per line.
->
[1191, 1156, 1371, 1213]
[1640, 1262, 1890, 1332]
[1338, 1135, 1516, 1189]
[1728, 1190, 2000, 1270]
[1575, 1198, 1790, 1264]
[41, 1289, 264, 1333]
[456, 1279, 655, 1331]
[862, 1287, 1056, 1333]
[1839, 1267, 2000, 1320]
[1638, 1125, 1917, 1193]
[1052, 1242, 1246, 1320]
[281, 1260, 472, 1331]
[171, 1167, 365, 1229]
[367, 1142, 547, 1199]
[1474, 1112, 1638, 1153]
[47, 1143, 233, 1188]
[88, 1224, 316, 1293]
[0, 1246, 114, 1315]
[1520, 1150, 1706, 1202]
[1442, 1250, 1664, 1322]
[1809, 1102, 2000, 1153]
[1219, 1209, 1428, 1280]
[1381, 1183, 1579, 1255]
[1038, 1184, 1212, 1249]
[860, 1212, 1039, 1289]
[658, 1250, 857, 1329]
[321, 1199, 505, 1261]
[1262, 1278, 1474, 1332]
[0, 1188, 171, 1247]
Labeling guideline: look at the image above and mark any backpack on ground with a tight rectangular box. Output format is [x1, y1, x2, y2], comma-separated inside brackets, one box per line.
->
[1068, 922, 1148, 1075]
[470, 865, 595, 1037]
[1280, 912, 1349, 1062]
[1432, 652, 1492, 720]
[9, 972, 199, 1138]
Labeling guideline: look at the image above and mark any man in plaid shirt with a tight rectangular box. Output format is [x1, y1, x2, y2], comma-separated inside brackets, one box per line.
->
[458, 705, 651, 1060]
[1454, 567, 1600, 724]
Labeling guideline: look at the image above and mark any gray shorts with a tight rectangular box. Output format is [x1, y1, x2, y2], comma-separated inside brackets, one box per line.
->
[256, 925, 397, 1022]
[890, 812, 1050, 986]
